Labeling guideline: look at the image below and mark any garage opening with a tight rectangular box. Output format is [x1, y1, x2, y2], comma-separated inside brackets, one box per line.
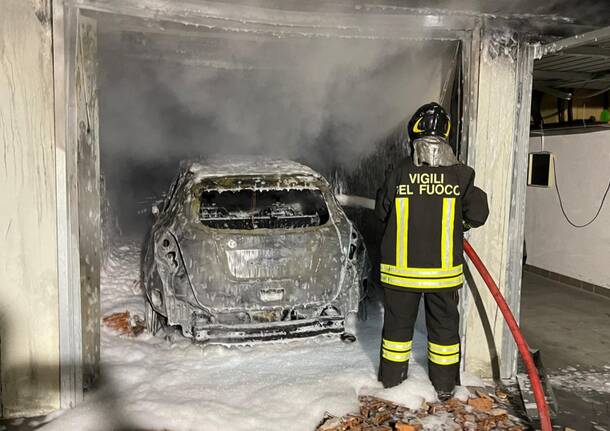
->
[60, 3, 471, 427]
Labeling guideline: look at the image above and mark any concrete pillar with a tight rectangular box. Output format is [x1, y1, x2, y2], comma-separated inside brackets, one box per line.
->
[0, 0, 60, 417]
[462, 29, 534, 379]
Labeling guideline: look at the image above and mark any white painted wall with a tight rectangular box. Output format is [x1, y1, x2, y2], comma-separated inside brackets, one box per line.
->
[0, 0, 60, 417]
[525, 129, 610, 289]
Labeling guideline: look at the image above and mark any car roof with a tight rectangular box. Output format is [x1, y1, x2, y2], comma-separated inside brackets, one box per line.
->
[183, 158, 324, 181]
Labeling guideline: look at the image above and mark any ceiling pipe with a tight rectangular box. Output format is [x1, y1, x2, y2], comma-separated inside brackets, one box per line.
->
[541, 26, 610, 56]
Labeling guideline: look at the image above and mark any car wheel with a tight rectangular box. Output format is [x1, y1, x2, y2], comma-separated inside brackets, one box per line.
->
[342, 312, 358, 343]
[145, 298, 163, 335]
[341, 333, 357, 343]
[359, 278, 369, 321]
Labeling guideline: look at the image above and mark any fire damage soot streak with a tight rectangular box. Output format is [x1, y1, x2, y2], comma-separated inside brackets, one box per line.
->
[142, 158, 369, 345]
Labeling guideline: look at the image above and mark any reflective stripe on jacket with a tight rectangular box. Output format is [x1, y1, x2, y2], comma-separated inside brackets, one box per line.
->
[375, 159, 489, 292]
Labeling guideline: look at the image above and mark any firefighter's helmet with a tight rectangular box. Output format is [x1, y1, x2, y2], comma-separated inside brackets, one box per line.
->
[407, 102, 451, 141]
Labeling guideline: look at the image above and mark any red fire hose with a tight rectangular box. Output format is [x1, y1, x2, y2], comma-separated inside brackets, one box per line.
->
[463, 239, 552, 431]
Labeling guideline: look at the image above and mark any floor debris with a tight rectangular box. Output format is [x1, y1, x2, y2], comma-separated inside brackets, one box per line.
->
[316, 391, 527, 431]
[102, 310, 145, 337]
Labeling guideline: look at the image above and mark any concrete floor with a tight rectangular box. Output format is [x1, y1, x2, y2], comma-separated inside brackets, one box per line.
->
[520, 270, 610, 430]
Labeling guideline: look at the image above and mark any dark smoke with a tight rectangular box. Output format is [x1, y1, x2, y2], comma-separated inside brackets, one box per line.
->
[99, 22, 456, 235]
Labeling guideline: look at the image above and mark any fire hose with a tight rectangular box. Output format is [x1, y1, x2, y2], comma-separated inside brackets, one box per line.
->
[463, 239, 552, 431]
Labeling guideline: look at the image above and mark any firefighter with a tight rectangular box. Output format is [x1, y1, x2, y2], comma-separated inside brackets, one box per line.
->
[375, 102, 489, 400]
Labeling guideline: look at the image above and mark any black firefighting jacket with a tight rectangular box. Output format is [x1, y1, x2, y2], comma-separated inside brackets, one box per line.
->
[375, 159, 489, 292]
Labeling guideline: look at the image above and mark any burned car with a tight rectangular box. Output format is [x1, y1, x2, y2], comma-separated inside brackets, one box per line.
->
[143, 159, 368, 344]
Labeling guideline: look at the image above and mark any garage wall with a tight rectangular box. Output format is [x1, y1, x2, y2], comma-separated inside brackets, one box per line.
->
[0, 0, 60, 417]
[525, 130, 610, 290]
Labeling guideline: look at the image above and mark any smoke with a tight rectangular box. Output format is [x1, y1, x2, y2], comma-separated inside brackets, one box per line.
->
[99, 20, 455, 234]
[101, 37, 453, 167]
[360, 0, 610, 25]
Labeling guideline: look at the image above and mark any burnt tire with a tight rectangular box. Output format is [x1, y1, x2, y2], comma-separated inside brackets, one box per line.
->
[341, 333, 357, 343]
[359, 278, 369, 321]
[342, 311, 358, 344]
[145, 299, 163, 335]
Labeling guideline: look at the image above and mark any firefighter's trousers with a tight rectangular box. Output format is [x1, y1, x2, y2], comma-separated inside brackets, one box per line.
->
[378, 288, 461, 392]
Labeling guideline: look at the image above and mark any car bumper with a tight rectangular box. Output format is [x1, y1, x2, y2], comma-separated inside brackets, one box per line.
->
[193, 316, 345, 344]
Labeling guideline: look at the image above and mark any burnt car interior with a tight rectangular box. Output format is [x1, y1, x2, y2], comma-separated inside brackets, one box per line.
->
[199, 186, 330, 229]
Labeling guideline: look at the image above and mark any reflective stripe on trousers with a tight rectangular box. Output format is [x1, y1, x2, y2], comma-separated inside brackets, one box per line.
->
[428, 341, 460, 366]
[381, 338, 412, 363]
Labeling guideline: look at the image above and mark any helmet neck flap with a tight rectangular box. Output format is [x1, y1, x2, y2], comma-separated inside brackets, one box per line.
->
[412, 136, 459, 168]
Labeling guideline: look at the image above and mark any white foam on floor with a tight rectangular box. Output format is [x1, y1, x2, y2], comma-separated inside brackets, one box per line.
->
[39, 241, 478, 431]
[550, 366, 610, 394]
